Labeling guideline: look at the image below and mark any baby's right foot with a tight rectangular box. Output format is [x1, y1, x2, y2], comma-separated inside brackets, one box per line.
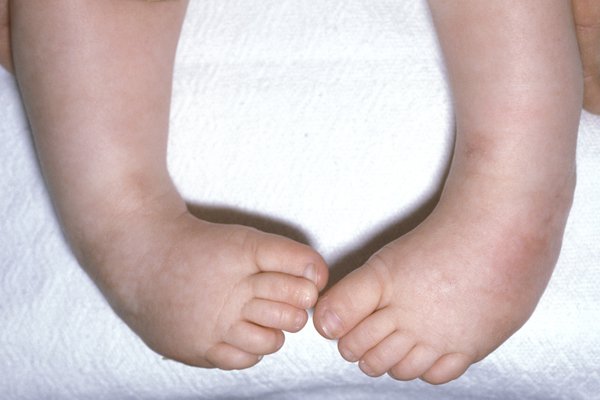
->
[77, 195, 328, 370]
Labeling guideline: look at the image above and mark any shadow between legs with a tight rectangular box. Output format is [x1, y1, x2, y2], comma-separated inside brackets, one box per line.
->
[186, 203, 312, 246]
[186, 128, 454, 292]
[326, 123, 455, 289]
[325, 182, 445, 291]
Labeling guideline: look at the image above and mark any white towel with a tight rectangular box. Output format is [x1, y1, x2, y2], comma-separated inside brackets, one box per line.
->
[1, 1, 599, 398]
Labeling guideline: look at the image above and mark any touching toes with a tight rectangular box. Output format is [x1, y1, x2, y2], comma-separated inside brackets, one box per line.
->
[311, 234, 488, 384]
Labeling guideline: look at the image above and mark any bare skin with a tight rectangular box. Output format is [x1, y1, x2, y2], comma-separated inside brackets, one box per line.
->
[10, 0, 328, 370]
[3, 0, 600, 113]
[0, 0, 595, 383]
[313, 0, 582, 384]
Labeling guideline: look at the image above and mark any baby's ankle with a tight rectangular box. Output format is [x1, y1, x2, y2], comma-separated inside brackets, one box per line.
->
[63, 181, 187, 299]
[441, 145, 576, 223]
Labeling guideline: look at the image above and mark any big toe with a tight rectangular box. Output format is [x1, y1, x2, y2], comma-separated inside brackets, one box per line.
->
[254, 232, 329, 291]
[314, 262, 386, 340]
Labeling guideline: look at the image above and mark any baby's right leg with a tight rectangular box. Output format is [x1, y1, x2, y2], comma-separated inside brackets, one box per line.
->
[11, 0, 328, 369]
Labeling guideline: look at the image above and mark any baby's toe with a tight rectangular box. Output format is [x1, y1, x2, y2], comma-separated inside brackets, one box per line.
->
[314, 263, 386, 340]
[224, 321, 285, 356]
[420, 353, 473, 385]
[243, 298, 308, 332]
[358, 331, 416, 377]
[388, 345, 440, 381]
[205, 342, 263, 370]
[250, 271, 318, 309]
[253, 233, 329, 289]
[337, 308, 396, 362]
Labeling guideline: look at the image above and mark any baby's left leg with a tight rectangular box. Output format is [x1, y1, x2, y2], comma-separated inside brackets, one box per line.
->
[314, 0, 582, 384]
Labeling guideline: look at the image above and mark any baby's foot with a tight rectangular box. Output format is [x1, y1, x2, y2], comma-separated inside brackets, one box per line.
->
[82, 201, 328, 370]
[313, 168, 574, 384]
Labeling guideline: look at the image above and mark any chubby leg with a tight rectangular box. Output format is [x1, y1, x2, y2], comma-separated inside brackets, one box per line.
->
[12, 0, 328, 369]
[314, 0, 582, 384]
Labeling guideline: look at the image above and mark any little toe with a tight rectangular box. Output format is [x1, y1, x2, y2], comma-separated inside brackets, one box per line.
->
[388, 345, 440, 381]
[250, 272, 318, 309]
[243, 298, 308, 333]
[253, 233, 329, 289]
[358, 331, 416, 377]
[224, 321, 285, 355]
[420, 353, 473, 385]
[314, 263, 386, 340]
[205, 342, 263, 370]
[337, 308, 396, 362]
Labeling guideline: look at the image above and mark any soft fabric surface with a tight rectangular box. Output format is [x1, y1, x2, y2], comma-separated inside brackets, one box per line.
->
[1, 1, 599, 399]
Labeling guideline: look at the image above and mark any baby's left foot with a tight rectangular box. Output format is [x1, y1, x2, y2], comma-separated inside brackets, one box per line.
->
[314, 167, 575, 384]
[314, 0, 582, 384]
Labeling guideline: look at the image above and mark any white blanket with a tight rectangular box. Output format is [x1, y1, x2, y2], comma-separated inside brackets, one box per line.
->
[1, 1, 599, 398]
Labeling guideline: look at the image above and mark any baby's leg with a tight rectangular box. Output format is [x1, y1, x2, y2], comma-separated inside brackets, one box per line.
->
[12, 0, 328, 369]
[314, 0, 581, 384]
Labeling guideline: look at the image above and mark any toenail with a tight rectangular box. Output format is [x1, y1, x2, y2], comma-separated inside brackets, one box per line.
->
[295, 313, 305, 330]
[359, 360, 376, 376]
[302, 263, 318, 285]
[301, 293, 312, 309]
[321, 309, 343, 339]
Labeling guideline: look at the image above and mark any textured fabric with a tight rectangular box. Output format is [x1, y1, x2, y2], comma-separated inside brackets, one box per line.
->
[1, 1, 599, 398]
